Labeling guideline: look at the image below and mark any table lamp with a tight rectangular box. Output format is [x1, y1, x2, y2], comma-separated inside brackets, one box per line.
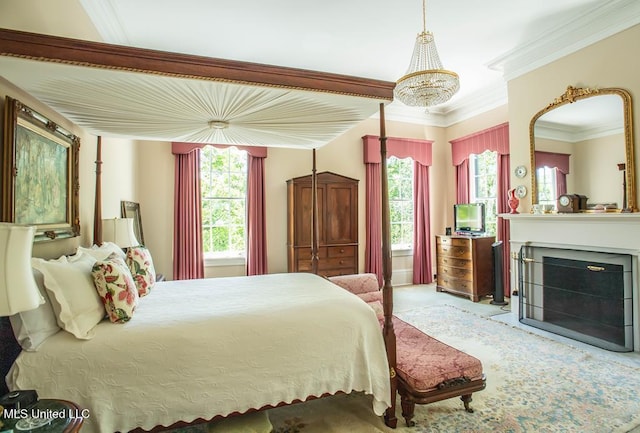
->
[0, 223, 43, 316]
[0, 223, 46, 429]
[102, 218, 139, 250]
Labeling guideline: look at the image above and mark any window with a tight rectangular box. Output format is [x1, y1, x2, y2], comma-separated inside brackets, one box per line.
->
[469, 151, 497, 236]
[200, 146, 247, 258]
[536, 166, 557, 205]
[387, 156, 414, 250]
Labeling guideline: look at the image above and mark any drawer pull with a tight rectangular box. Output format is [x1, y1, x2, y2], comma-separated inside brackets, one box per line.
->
[340, 248, 345, 253]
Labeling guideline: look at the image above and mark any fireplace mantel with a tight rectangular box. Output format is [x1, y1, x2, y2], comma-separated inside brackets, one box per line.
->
[501, 213, 640, 253]
[501, 212, 640, 351]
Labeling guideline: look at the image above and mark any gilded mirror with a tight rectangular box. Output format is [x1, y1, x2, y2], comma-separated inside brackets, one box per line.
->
[529, 86, 636, 211]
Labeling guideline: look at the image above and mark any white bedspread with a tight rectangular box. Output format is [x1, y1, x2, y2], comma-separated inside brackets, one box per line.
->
[8, 273, 391, 433]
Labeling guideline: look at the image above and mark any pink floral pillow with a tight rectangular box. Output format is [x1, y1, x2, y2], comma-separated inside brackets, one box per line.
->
[126, 246, 156, 297]
[92, 255, 139, 323]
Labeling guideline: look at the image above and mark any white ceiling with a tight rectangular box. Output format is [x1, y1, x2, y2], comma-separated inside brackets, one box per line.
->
[77, 0, 640, 125]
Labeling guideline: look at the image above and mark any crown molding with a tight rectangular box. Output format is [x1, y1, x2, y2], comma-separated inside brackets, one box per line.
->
[535, 120, 623, 143]
[488, 0, 640, 81]
[381, 81, 508, 127]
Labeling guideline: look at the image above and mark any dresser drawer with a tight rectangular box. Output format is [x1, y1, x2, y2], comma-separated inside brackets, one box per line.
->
[437, 236, 471, 248]
[437, 275, 473, 294]
[438, 255, 471, 269]
[438, 265, 473, 281]
[437, 244, 472, 260]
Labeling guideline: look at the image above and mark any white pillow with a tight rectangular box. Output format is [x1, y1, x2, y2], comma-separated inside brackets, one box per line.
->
[9, 269, 61, 351]
[76, 242, 126, 261]
[31, 252, 105, 340]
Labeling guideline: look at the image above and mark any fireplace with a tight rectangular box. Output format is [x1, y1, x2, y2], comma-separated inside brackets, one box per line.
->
[519, 245, 633, 352]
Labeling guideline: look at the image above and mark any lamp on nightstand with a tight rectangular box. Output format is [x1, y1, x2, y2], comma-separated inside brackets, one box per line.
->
[0, 224, 48, 430]
[102, 218, 139, 250]
[0, 223, 43, 316]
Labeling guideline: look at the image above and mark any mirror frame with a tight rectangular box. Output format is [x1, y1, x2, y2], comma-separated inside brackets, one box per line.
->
[529, 86, 636, 211]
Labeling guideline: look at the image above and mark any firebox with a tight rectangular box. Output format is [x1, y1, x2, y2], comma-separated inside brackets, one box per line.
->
[519, 245, 633, 352]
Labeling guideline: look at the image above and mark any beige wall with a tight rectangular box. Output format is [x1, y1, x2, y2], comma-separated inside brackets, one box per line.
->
[508, 24, 640, 212]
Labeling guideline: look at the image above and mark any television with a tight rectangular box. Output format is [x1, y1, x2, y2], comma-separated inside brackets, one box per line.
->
[454, 203, 486, 235]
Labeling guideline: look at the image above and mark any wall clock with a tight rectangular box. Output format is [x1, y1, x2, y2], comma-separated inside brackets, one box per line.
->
[515, 165, 527, 178]
[515, 185, 527, 198]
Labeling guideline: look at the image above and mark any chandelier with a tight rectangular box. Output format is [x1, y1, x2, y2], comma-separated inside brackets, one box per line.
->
[394, 0, 459, 107]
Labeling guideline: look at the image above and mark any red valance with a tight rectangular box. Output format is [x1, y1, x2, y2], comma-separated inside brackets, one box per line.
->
[362, 135, 433, 166]
[450, 122, 509, 166]
[172, 142, 268, 157]
[535, 150, 570, 174]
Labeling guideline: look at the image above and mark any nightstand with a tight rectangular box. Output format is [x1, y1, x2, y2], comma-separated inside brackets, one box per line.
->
[1, 399, 84, 433]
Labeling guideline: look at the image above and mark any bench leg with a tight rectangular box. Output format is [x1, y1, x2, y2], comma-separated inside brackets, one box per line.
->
[461, 394, 474, 413]
[400, 395, 416, 427]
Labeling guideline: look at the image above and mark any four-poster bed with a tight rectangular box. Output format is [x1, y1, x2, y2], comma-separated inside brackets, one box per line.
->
[0, 28, 401, 430]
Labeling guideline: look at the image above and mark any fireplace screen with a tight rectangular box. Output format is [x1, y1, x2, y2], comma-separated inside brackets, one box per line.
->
[519, 245, 633, 352]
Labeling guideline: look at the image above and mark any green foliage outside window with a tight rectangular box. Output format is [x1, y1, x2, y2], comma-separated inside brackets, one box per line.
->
[387, 156, 414, 249]
[536, 166, 557, 205]
[470, 151, 497, 236]
[200, 146, 247, 256]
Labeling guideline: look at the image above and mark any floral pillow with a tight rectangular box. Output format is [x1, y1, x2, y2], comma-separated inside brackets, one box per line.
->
[92, 254, 139, 323]
[126, 246, 156, 297]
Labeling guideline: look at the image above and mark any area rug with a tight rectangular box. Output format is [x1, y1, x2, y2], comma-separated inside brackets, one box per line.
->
[173, 305, 640, 433]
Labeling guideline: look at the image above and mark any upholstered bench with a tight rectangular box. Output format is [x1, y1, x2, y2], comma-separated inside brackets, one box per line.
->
[393, 315, 485, 426]
[328, 273, 486, 427]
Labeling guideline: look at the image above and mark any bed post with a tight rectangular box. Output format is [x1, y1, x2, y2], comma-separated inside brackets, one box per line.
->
[379, 103, 398, 428]
[93, 135, 103, 246]
[311, 149, 320, 274]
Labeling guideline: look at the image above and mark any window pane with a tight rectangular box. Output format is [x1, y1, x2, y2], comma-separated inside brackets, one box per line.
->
[200, 146, 248, 256]
[469, 151, 497, 236]
[387, 156, 414, 248]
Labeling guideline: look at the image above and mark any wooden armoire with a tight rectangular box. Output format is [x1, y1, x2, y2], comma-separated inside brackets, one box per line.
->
[286, 171, 358, 277]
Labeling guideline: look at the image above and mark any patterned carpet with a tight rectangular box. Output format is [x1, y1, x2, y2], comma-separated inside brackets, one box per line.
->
[179, 305, 640, 433]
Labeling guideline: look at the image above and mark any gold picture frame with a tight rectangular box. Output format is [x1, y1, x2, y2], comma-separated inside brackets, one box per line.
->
[2, 97, 80, 241]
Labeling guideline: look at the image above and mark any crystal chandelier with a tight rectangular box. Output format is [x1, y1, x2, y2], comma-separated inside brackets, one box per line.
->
[394, 0, 459, 107]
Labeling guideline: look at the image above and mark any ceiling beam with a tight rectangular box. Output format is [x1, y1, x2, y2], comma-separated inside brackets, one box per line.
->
[0, 27, 395, 101]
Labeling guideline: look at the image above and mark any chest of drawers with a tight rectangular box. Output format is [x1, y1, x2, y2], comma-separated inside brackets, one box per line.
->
[435, 235, 495, 302]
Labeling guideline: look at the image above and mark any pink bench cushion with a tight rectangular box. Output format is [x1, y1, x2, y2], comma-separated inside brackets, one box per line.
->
[328, 273, 382, 304]
[394, 316, 483, 392]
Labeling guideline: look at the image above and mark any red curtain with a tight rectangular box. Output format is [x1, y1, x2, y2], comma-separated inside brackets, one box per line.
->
[246, 153, 267, 275]
[455, 159, 470, 204]
[412, 161, 432, 284]
[172, 143, 205, 280]
[362, 135, 433, 285]
[497, 153, 511, 296]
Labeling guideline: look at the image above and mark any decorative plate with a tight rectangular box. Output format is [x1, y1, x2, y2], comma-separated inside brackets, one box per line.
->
[515, 185, 527, 198]
[515, 165, 527, 178]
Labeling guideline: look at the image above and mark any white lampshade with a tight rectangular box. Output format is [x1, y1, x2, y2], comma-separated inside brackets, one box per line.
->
[102, 218, 139, 248]
[0, 223, 44, 316]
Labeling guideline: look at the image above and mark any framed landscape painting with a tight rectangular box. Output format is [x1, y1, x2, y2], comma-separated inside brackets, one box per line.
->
[2, 97, 80, 241]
